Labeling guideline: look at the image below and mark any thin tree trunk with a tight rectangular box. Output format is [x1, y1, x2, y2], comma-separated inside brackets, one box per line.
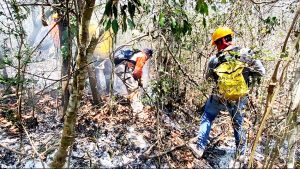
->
[59, 1, 72, 118]
[0, 46, 12, 94]
[248, 3, 300, 167]
[88, 65, 100, 104]
[86, 28, 104, 105]
[50, 1, 96, 168]
[286, 107, 299, 169]
[287, 64, 300, 168]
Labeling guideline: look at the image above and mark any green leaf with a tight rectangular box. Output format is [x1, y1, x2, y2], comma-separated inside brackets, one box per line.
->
[113, 4, 118, 18]
[174, 8, 182, 15]
[122, 15, 127, 32]
[221, 0, 226, 3]
[121, 5, 127, 15]
[211, 5, 216, 11]
[280, 51, 288, 58]
[127, 18, 135, 29]
[104, 18, 111, 31]
[159, 13, 165, 27]
[133, 0, 142, 6]
[196, 0, 209, 15]
[171, 17, 176, 29]
[296, 41, 299, 52]
[153, 15, 156, 22]
[104, 0, 113, 16]
[112, 19, 119, 34]
[128, 1, 136, 19]
[202, 17, 206, 27]
[182, 20, 189, 35]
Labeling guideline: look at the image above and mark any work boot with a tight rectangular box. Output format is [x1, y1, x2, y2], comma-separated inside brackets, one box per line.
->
[188, 143, 204, 158]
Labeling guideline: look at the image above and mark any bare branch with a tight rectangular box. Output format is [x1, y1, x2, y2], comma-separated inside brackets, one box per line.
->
[160, 34, 209, 99]
[0, 143, 26, 155]
[30, 20, 60, 56]
[248, 2, 300, 168]
[17, 3, 62, 7]
[249, 0, 280, 4]
[22, 124, 46, 169]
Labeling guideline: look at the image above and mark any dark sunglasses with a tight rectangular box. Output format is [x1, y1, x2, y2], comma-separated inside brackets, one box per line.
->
[214, 35, 232, 45]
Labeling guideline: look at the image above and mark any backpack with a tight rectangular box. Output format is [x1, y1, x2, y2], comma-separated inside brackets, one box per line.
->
[114, 49, 140, 85]
[213, 48, 249, 101]
[114, 49, 140, 66]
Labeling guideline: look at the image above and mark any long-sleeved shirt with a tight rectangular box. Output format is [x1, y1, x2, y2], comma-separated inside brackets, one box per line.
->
[130, 52, 149, 80]
[206, 46, 266, 82]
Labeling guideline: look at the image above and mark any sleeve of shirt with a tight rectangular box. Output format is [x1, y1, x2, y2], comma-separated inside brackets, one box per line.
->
[206, 56, 218, 80]
[133, 53, 148, 80]
[240, 48, 266, 76]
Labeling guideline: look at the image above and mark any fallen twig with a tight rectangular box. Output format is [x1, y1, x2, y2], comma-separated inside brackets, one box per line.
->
[22, 124, 46, 169]
[172, 103, 197, 120]
[143, 137, 197, 160]
[143, 140, 158, 157]
[249, 0, 279, 4]
[148, 144, 186, 159]
[0, 92, 22, 100]
[0, 143, 26, 155]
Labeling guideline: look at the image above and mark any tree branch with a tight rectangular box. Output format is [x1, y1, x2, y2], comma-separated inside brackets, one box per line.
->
[160, 34, 209, 99]
[248, 0, 279, 4]
[0, 143, 26, 155]
[17, 3, 62, 7]
[248, 2, 300, 168]
[22, 124, 46, 169]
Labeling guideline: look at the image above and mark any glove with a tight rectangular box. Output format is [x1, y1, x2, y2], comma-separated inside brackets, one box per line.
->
[133, 69, 142, 80]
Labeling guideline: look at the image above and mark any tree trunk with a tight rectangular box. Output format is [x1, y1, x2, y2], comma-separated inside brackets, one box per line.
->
[287, 64, 300, 168]
[0, 57, 11, 94]
[88, 65, 100, 104]
[61, 51, 71, 117]
[287, 108, 299, 169]
[50, 1, 96, 168]
[59, 1, 73, 119]
[248, 3, 300, 167]
[86, 30, 104, 105]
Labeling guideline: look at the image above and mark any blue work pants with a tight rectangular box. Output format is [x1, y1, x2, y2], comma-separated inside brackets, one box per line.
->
[197, 95, 248, 155]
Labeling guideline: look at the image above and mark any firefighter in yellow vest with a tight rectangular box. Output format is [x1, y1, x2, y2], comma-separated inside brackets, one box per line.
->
[189, 27, 265, 162]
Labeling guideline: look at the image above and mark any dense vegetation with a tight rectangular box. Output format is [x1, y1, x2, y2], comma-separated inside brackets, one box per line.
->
[0, 0, 299, 168]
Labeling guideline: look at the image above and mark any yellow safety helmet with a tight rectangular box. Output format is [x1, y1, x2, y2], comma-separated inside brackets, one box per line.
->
[52, 13, 59, 20]
[211, 27, 234, 45]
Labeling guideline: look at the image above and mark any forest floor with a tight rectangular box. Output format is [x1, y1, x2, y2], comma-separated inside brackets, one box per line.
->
[0, 91, 298, 168]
